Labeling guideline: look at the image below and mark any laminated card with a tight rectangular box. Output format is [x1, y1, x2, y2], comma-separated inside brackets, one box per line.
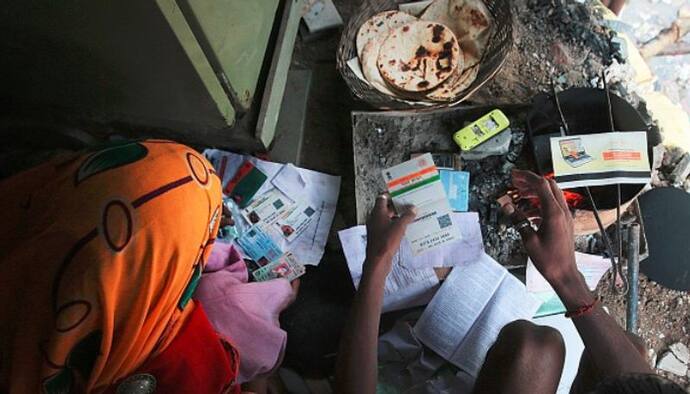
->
[383, 153, 461, 255]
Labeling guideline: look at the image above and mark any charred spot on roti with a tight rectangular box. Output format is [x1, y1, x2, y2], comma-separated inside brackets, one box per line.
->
[435, 41, 454, 71]
[415, 46, 429, 58]
[377, 21, 384, 27]
[388, 59, 396, 65]
[431, 24, 444, 43]
[377, 20, 459, 92]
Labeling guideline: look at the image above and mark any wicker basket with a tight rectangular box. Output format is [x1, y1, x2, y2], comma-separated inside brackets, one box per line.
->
[337, 0, 513, 110]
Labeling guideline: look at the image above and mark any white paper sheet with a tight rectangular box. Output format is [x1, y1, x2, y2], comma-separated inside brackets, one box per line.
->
[204, 149, 340, 266]
[526, 252, 610, 293]
[400, 212, 484, 270]
[338, 225, 440, 313]
[271, 163, 306, 202]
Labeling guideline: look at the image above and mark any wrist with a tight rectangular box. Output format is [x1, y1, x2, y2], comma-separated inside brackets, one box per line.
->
[550, 269, 595, 310]
[362, 256, 393, 279]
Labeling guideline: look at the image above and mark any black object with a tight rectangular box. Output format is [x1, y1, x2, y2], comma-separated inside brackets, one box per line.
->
[526, 87, 660, 210]
[639, 187, 690, 291]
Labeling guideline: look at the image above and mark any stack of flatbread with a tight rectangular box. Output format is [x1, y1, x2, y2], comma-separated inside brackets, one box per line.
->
[355, 0, 492, 103]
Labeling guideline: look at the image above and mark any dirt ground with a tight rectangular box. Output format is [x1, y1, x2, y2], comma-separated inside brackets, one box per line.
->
[599, 273, 690, 388]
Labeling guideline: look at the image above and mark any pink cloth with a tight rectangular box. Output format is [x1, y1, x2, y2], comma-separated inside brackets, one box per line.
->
[195, 242, 293, 384]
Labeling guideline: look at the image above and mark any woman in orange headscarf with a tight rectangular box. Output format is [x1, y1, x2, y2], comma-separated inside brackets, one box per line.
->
[0, 140, 240, 393]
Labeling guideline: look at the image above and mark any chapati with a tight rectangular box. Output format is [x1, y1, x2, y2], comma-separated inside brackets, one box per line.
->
[449, 0, 492, 40]
[360, 40, 397, 96]
[356, 11, 417, 59]
[426, 62, 479, 101]
[377, 21, 461, 92]
[420, 0, 491, 59]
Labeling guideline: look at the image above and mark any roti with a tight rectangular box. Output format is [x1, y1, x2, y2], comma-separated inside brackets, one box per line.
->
[360, 40, 397, 97]
[377, 21, 461, 92]
[426, 62, 479, 101]
[356, 11, 417, 59]
[420, 0, 491, 59]
[423, 50, 473, 100]
[419, 0, 462, 35]
[449, 0, 492, 40]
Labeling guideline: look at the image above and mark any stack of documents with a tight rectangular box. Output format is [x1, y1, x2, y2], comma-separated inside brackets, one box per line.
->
[204, 149, 341, 282]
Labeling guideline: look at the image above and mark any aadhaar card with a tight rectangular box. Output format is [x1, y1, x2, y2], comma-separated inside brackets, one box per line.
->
[241, 188, 295, 226]
[383, 153, 461, 255]
[236, 225, 283, 266]
[252, 253, 306, 282]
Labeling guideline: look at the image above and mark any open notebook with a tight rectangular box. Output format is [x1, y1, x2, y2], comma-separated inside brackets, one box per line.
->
[414, 252, 540, 378]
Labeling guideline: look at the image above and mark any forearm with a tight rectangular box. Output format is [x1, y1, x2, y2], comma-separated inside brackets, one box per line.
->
[551, 269, 652, 376]
[334, 261, 388, 394]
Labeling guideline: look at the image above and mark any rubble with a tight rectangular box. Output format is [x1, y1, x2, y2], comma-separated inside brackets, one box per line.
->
[657, 351, 688, 377]
[472, 0, 617, 105]
[670, 153, 690, 185]
[670, 342, 690, 364]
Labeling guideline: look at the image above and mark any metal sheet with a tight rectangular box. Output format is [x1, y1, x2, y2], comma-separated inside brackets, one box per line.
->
[180, 0, 280, 111]
[639, 187, 690, 291]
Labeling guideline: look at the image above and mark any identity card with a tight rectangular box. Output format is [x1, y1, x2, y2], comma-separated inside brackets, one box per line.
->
[383, 153, 461, 255]
[236, 225, 283, 266]
[252, 253, 306, 282]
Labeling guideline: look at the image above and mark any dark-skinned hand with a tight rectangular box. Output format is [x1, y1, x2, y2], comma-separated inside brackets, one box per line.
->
[363, 194, 416, 276]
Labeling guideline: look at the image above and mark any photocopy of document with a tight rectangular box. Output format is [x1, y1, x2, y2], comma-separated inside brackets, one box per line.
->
[338, 226, 440, 313]
[414, 253, 540, 378]
[383, 153, 461, 255]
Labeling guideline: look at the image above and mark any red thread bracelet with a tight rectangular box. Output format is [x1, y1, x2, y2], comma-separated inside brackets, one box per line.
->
[565, 300, 597, 319]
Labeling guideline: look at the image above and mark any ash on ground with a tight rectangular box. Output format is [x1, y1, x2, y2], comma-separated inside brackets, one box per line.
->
[472, 0, 616, 105]
[465, 130, 528, 266]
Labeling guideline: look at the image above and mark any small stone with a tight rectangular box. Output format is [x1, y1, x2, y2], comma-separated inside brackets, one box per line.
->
[657, 352, 688, 376]
[669, 342, 690, 364]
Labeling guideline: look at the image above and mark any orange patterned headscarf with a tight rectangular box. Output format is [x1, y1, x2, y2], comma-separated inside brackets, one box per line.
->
[0, 140, 223, 392]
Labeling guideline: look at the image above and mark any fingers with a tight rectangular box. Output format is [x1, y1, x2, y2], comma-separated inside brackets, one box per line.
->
[397, 205, 417, 225]
[510, 205, 539, 251]
[390, 205, 417, 236]
[512, 169, 560, 217]
[547, 178, 569, 214]
[221, 204, 235, 226]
